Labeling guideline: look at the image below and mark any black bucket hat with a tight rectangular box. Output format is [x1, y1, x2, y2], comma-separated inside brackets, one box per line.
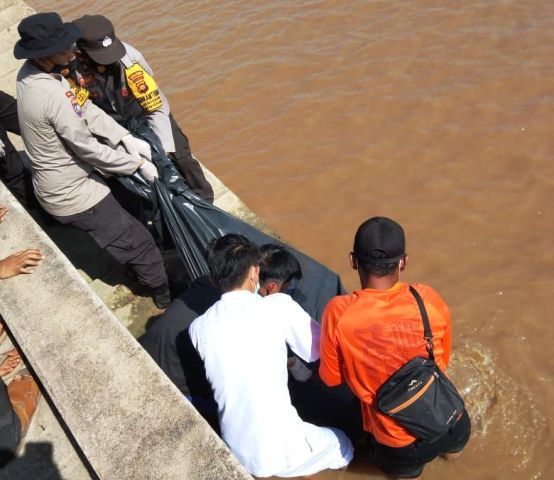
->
[73, 15, 126, 65]
[14, 12, 80, 60]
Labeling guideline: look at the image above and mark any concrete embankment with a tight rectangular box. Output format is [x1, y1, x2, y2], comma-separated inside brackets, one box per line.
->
[0, 185, 252, 480]
[0, 1, 260, 478]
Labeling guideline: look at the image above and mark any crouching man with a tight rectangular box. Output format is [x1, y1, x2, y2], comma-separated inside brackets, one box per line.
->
[319, 217, 470, 479]
[189, 234, 353, 477]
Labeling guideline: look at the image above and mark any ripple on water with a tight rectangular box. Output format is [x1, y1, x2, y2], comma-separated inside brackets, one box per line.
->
[449, 342, 546, 475]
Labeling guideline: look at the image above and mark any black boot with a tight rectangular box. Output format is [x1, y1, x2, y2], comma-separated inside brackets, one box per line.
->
[152, 284, 172, 309]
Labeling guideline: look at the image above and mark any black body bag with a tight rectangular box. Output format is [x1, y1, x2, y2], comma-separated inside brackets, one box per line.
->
[376, 286, 465, 442]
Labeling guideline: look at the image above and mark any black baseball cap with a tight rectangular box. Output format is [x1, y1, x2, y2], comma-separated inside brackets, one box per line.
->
[353, 217, 405, 267]
[73, 14, 125, 65]
[14, 12, 81, 60]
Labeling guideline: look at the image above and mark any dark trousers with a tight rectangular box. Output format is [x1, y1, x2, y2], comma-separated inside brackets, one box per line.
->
[169, 114, 214, 203]
[0, 381, 21, 466]
[139, 276, 220, 397]
[0, 91, 33, 208]
[139, 276, 220, 431]
[289, 369, 364, 442]
[369, 409, 471, 478]
[53, 193, 168, 289]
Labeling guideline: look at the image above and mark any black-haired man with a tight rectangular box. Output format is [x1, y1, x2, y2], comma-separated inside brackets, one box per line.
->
[188, 234, 353, 477]
[319, 217, 470, 479]
[139, 243, 312, 421]
[258, 243, 302, 296]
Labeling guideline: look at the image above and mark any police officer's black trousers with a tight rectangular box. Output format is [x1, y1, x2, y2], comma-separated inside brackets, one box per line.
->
[53, 193, 168, 289]
[169, 114, 214, 203]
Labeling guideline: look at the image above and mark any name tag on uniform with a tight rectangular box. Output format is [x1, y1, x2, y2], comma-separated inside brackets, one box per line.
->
[72, 86, 90, 107]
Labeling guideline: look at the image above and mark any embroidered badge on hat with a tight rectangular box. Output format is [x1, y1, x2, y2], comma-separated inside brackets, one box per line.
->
[102, 36, 112, 47]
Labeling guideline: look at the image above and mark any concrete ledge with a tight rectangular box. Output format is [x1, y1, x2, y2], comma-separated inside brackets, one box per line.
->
[0, 395, 95, 480]
[0, 3, 261, 476]
[0, 183, 251, 479]
[0, 0, 33, 97]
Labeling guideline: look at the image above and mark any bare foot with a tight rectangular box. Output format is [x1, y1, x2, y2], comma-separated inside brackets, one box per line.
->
[0, 349, 21, 376]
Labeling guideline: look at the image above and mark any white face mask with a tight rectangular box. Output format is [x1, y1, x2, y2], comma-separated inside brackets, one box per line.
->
[254, 281, 260, 295]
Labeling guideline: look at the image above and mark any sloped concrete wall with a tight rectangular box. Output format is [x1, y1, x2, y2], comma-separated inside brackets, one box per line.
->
[0, 0, 33, 99]
[0, 184, 252, 479]
[0, 1, 253, 478]
[1, 1, 94, 478]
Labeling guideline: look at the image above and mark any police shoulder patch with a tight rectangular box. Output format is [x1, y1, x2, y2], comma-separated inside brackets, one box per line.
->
[65, 90, 83, 118]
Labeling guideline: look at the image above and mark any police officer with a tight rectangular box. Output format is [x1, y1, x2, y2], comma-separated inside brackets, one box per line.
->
[14, 12, 171, 309]
[71, 14, 215, 203]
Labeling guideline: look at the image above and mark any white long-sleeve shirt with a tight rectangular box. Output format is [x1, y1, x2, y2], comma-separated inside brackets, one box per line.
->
[189, 290, 352, 477]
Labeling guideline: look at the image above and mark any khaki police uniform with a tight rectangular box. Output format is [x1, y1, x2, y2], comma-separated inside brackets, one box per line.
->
[16, 60, 168, 289]
[75, 43, 214, 202]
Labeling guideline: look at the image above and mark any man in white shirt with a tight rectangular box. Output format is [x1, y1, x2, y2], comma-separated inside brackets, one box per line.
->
[189, 234, 353, 477]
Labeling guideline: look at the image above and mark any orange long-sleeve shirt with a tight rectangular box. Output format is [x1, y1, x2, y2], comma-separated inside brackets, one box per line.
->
[319, 282, 451, 447]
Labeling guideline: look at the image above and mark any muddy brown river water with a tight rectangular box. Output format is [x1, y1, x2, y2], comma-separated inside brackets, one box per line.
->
[29, 1, 554, 478]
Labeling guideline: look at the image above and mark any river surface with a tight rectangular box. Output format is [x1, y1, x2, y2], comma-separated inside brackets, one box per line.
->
[30, 1, 554, 478]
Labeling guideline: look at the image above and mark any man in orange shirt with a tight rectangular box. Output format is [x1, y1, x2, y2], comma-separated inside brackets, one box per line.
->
[319, 217, 470, 479]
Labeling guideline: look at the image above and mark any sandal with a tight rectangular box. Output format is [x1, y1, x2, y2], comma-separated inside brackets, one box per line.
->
[7, 371, 40, 436]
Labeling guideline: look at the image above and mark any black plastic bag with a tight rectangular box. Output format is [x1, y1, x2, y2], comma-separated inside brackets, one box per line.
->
[117, 119, 346, 321]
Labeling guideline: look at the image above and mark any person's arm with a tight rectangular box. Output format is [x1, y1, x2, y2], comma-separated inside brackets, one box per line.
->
[442, 316, 452, 368]
[275, 294, 320, 363]
[48, 87, 141, 176]
[0, 205, 44, 279]
[419, 284, 452, 370]
[434, 296, 452, 370]
[0, 249, 44, 279]
[125, 45, 175, 152]
[318, 298, 346, 387]
[0, 91, 21, 135]
[145, 104, 174, 153]
[81, 97, 129, 147]
[180, 327, 213, 398]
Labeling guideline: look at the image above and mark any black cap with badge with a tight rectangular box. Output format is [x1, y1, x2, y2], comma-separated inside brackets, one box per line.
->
[73, 14, 126, 65]
[353, 217, 405, 268]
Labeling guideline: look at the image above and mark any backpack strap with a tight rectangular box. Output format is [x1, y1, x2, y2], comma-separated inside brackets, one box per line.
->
[409, 285, 435, 360]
